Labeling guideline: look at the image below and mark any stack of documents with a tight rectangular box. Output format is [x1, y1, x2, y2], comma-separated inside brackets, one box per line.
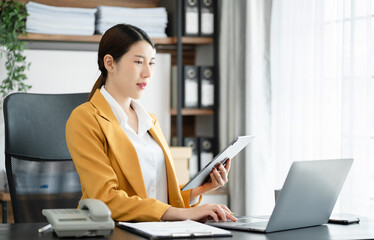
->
[26, 1, 96, 35]
[96, 6, 168, 38]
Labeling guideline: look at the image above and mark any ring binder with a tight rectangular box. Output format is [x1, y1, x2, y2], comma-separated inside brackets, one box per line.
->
[184, 0, 200, 36]
[199, 66, 215, 108]
[183, 65, 199, 108]
[184, 137, 199, 177]
[159, 0, 200, 37]
[199, 0, 214, 36]
[199, 137, 214, 170]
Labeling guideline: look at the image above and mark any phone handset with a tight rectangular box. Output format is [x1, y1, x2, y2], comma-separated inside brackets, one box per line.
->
[79, 199, 112, 222]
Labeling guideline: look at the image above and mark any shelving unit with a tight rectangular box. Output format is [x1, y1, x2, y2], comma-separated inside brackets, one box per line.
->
[157, 0, 219, 153]
[17, 0, 220, 148]
[164, 1, 226, 203]
[16, 0, 223, 201]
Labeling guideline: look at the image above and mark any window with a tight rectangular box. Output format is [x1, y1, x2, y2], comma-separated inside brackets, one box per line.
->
[271, 0, 374, 216]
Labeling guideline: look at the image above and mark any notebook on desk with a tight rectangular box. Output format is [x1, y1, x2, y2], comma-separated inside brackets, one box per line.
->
[207, 158, 353, 233]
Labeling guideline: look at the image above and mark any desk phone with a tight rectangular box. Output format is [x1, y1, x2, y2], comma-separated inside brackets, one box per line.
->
[42, 199, 114, 237]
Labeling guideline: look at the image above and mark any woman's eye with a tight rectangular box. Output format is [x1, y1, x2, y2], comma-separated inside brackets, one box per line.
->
[135, 61, 143, 64]
[150, 62, 156, 66]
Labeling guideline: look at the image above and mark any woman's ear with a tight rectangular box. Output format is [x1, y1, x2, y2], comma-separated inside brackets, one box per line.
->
[103, 54, 115, 72]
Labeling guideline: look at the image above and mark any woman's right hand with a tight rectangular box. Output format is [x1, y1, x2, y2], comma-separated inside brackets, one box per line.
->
[161, 204, 237, 222]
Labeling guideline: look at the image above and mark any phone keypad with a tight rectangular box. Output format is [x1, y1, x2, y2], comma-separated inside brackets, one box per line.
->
[52, 209, 82, 215]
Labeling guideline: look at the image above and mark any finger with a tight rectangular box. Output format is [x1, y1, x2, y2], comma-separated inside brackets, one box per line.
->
[208, 210, 219, 222]
[213, 205, 227, 222]
[212, 169, 222, 186]
[225, 158, 231, 172]
[220, 205, 232, 213]
[209, 172, 216, 185]
[209, 172, 220, 189]
[218, 164, 228, 182]
[226, 211, 237, 222]
[213, 168, 225, 186]
[219, 205, 237, 222]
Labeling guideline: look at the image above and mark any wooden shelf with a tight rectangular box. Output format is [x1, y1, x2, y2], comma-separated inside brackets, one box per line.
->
[170, 108, 214, 116]
[18, 0, 159, 8]
[18, 33, 213, 45]
[155, 37, 214, 45]
[180, 37, 214, 45]
[18, 33, 172, 44]
[18, 33, 102, 43]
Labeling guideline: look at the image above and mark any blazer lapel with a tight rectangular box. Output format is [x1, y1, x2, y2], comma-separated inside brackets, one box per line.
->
[148, 119, 184, 207]
[90, 90, 148, 198]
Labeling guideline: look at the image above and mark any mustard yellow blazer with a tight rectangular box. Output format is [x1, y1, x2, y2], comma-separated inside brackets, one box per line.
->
[66, 90, 200, 222]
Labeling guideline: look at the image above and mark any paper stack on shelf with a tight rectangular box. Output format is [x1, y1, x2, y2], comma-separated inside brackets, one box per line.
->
[26, 1, 96, 35]
[96, 6, 168, 38]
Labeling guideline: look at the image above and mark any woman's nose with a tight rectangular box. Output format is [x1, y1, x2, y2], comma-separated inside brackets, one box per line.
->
[141, 64, 152, 78]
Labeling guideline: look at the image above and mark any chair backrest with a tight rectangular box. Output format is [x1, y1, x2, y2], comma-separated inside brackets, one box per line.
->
[3, 92, 88, 223]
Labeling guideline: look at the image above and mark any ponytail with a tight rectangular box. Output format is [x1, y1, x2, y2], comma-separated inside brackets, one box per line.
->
[88, 75, 105, 101]
[89, 24, 154, 101]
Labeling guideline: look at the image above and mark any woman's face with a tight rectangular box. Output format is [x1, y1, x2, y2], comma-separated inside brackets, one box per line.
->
[106, 40, 156, 100]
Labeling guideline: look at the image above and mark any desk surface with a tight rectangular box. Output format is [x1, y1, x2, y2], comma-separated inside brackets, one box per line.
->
[1, 219, 374, 240]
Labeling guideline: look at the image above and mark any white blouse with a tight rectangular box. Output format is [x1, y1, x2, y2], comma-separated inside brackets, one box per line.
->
[100, 86, 168, 203]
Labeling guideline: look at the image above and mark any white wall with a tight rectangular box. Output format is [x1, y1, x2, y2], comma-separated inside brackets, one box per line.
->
[0, 49, 171, 190]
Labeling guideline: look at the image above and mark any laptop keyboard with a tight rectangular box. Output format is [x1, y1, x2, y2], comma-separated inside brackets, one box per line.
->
[239, 221, 268, 230]
[244, 221, 268, 230]
[207, 217, 269, 232]
[212, 220, 268, 230]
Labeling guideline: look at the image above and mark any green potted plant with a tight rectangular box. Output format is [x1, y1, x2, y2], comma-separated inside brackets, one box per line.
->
[0, 0, 31, 98]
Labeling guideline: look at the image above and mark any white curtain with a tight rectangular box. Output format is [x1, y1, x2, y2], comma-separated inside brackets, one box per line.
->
[271, 0, 374, 216]
[219, 0, 274, 215]
[219, 0, 248, 215]
[244, 0, 274, 216]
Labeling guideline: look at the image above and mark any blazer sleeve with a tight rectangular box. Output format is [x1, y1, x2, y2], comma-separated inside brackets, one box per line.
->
[66, 105, 171, 222]
[180, 185, 203, 207]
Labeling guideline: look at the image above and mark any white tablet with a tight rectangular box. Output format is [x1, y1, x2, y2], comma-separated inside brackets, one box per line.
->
[181, 135, 254, 191]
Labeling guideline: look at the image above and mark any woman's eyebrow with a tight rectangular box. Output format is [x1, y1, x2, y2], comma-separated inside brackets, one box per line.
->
[134, 54, 145, 59]
[134, 55, 156, 60]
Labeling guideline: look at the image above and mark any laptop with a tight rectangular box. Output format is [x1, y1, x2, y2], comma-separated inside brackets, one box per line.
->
[207, 158, 353, 233]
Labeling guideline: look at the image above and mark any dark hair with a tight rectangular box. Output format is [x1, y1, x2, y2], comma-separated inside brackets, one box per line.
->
[88, 24, 155, 101]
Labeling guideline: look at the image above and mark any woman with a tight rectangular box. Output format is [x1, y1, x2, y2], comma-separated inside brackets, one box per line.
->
[66, 24, 236, 222]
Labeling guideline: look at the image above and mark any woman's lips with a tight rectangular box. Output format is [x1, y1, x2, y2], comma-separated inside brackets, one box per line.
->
[137, 83, 147, 89]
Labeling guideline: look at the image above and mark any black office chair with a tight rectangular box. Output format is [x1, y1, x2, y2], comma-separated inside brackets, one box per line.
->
[3, 92, 88, 223]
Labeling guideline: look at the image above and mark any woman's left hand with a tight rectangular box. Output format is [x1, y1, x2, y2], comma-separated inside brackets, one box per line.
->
[190, 159, 231, 199]
[204, 158, 231, 191]
[202, 159, 231, 192]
